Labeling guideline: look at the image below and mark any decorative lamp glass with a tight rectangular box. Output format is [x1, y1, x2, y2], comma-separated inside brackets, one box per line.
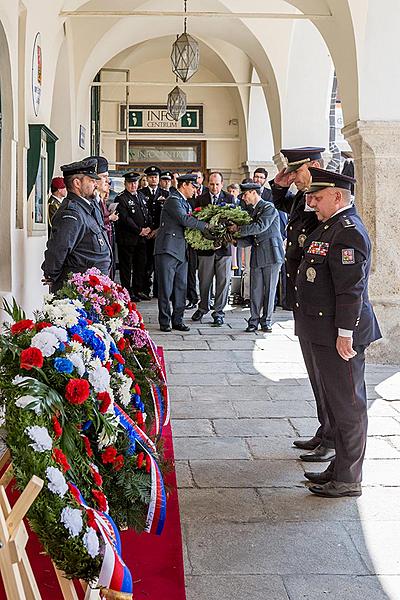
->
[167, 86, 187, 121]
[171, 32, 200, 83]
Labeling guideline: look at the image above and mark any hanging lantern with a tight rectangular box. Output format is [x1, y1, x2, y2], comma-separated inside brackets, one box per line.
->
[167, 86, 187, 121]
[170, 0, 200, 82]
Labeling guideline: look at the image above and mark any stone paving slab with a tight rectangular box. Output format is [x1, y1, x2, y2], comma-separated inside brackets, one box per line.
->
[212, 418, 295, 437]
[185, 521, 368, 575]
[168, 373, 229, 387]
[289, 417, 319, 436]
[189, 385, 274, 401]
[344, 521, 400, 575]
[185, 575, 290, 600]
[169, 361, 242, 374]
[175, 461, 194, 488]
[172, 419, 214, 437]
[362, 459, 400, 486]
[190, 459, 305, 488]
[283, 575, 394, 600]
[232, 400, 315, 418]
[174, 437, 251, 460]
[172, 400, 236, 419]
[238, 362, 307, 376]
[247, 437, 312, 460]
[178, 488, 265, 523]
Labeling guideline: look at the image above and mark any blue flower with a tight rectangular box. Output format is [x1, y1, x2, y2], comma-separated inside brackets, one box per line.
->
[220, 201, 226, 207]
[58, 343, 66, 352]
[53, 357, 74, 374]
[116, 363, 124, 373]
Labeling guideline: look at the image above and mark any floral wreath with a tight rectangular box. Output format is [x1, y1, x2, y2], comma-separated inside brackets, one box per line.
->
[185, 203, 251, 250]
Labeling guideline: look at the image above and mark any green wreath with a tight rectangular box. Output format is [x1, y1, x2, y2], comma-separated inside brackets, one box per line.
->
[185, 204, 251, 250]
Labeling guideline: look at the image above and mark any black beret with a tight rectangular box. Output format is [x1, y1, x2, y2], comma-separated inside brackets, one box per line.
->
[306, 167, 356, 194]
[177, 174, 200, 187]
[84, 155, 109, 174]
[61, 159, 100, 180]
[281, 147, 325, 173]
[239, 182, 262, 192]
[123, 171, 141, 182]
[144, 165, 161, 176]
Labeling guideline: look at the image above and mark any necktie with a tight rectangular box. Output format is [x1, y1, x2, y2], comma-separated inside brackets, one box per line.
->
[213, 195, 218, 204]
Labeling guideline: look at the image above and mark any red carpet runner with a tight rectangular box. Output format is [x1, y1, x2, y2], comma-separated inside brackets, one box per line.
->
[0, 347, 186, 600]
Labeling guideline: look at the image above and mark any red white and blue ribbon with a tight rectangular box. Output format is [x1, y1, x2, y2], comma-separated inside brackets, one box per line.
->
[68, 483, 133, 597]
[115, 403, 167, 535]
[145, 333, 170, 426]
[149, 382, 164, 438]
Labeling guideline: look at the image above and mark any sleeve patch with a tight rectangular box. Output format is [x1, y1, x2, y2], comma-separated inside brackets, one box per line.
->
[62, 215, 78, 221]
[342, 248, 355, 264]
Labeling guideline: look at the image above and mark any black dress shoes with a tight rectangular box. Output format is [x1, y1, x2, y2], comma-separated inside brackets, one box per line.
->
[304, 470, 332, 484]
[261, 325, 273, 333]
[191, 310, 203, 322]
[160, 325, 172, 332]
[309, 480, 362, 498]
[185, 302, 197, 310]
[172, 323, 190, 332]
[212, 316, 224, 327]
[245, 324, 258, 333]
[137, 292, 151, 301]
[300, 444, 336, 463]
[293, 436, 322, 450]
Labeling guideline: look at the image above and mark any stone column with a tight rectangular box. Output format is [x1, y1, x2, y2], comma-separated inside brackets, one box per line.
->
[343, 121, 400, 364]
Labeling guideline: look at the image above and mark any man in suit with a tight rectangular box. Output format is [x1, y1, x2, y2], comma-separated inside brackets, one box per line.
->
[190, 169, 208, 197]
[115, 172, 152, 301]
[253, 167, 273, 201]
[191, 172, 235, 326]
[185, 169, 207, 309]
[141, 165, 169, 297]
[229, 182, 284, 332]
[270, 147, 335, 462]
[294, 168, 381, 497]
[154, 174, 215, 332]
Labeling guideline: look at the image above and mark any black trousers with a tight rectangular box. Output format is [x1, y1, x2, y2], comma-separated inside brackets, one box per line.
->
[311, 342, 368, 483]
[299, 338, 335, 448]
[186, 246, 199, 303]
[155, 253, 188, 327]
[145, 239, 155, 295]
[117, 241, 147, 296]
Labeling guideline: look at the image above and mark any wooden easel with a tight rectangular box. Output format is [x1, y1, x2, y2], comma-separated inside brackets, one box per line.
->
[0, 451, 100, 600]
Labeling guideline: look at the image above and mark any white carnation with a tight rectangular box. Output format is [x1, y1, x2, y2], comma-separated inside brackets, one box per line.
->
[31, 331, 59, 357]
[88, 365, 110, 393]
[45, 326, 68, 343]
[15, 394, 41, 414]
[108, 318, 123, 334]
[83, 527, 100, 558]
[43, 299, 83, 328]
[60, 506, 83, 537]
[44, 293, 55, 302]
[25, 426, 52, 452]
[69, 352, 85, 376]
[115, 373, 132, 407]
[46, 466, 68, 497]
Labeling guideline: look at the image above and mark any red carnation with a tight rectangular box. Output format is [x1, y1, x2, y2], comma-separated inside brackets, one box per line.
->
[53, 448, 71, 472]
[82, 435, 93, 457]
[113, 455, 124, 472]
[136, 411, 144, 426]
[140, 322, 146, 331]
[68, 482, 81, 502]
[65, 378, 90, 405]
[114, 353, 125, 365]
[97, 391, 112, 414]
[52, 415, 63, 439]
[72, 333, 84, 344]
[11, 319, 35, 335]
[101, 446, 118, 465]
[125, 368, 135, 380]
[35, 321, 52, 332]
[90, 465, 103, 487]
[20, 347, 44, 370]
[105, 361, 111, 372]
[194, 207, 202, 212]
[145, 454, 151, 474]
[86, 509, 98, 531]
[89, 275, 101, 287]
[134, 384, 141, 396]
[117, 338, 126, 352]
[92, 489, 108, 512]
[136, 452, 144, 469]
[104, 305, 115, 317]
[127, 301, 136, 313]
[87, 319, 93, 325]
[103, 285, 111, 294]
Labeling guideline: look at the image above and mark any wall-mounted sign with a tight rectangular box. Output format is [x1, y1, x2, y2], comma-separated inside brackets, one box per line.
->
[31, 33, 42, 117]
[79, 125, 86, 149]
[120, 104, 203, 134]
[116, 140, 204, 171]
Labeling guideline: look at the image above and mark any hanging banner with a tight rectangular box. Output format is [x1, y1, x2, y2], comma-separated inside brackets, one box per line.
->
[120, 104, 203, 134]
[32, 33, 42, 116]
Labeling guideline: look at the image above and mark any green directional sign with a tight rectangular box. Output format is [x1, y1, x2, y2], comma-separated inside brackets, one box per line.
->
[129, 110, 143, 128]
[181, 111, 198, 128]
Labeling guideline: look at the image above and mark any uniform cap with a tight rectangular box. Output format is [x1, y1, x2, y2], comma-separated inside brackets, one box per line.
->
[177, 173, 200, 187]
[124, 171, 141, 182]
[51, 177, 66, 192]
[306, 167, 356, 194]
[281, 147, 325, 173]
[144, 165, 161, 176]
[84, 155, 109, 174]
[160, 171, 172, 180]
[239, 182, 262, 192]
[60, 159, 100, 180]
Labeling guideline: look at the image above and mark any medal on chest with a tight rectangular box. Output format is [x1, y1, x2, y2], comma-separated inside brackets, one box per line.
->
[307, 241, 330, 256]
[298, 234, 307, 247]
[306, 267, 317, 282]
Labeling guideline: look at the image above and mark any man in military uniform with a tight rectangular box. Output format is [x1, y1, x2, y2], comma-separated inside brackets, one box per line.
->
[154, 174, 215, 332]
[115, 172, 152, 301]
[42, 159, 111, 292]
[294, 168, 381, 497]
[141, 165, 169, 297]
[48, 177, 67, 234]
[229, 182, 284, 332]
[160, 170, 172, 193]
[270, 147, 335, 462]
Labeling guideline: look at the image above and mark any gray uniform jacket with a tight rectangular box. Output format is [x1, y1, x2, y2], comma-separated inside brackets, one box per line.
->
[238, 199, 285, 268]
[42, 192, 112, 290]
[154, 189, 208, 262]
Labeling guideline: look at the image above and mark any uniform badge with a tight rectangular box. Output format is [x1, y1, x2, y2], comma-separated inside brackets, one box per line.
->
[306, 267, 317, 283]
[298, 234, 307, 247]
[342, 248, 355, 264]
[99, 239, 104, 246]
[308, 241, 329, 256]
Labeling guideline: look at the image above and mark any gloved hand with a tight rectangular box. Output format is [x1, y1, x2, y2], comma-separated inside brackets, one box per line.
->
[203, 227, 217, 241]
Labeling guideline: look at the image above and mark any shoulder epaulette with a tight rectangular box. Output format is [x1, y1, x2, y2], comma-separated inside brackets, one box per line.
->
[339, 214, 356, 228]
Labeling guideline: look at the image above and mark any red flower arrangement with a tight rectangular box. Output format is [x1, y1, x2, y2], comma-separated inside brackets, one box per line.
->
[136, 452, 144, 469]
[124, 368, 135, 380]
[86, 508, 98, 531]
[90, 465, 103, 487]
[88, 275, 101, 287]
[117, 338, 126, 352]
[82, 435, 93, 458]
[52, 415, 63, 439]
[114, 353, 125, 365]
[68, 482, 81, 502]
[20, 347, 44, 370]
[53, 448, 71, 472]
[11, 319, 35, 335]
[113, 455, 124, 472]
[97, 391, 112, 414]
[101, 446, 118, 465]
[145, 455, 151, 474]
[71, 333, 84, 344]
[92, 489, 108, 512]
[194, 207, 202, 212]
[104, 303, 122, 318]
[35, 321, 52, 332]
[65, 379, 90, 405]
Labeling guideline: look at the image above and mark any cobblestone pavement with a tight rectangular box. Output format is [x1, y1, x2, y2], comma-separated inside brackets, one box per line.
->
[142, 300, 400, 600]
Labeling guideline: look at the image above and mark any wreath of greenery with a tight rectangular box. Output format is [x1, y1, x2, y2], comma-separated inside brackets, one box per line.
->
[185, 204, 252, 250]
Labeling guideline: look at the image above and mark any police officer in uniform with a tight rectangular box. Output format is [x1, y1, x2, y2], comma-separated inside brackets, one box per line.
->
[294, 168, 381, 497]
[141, 165, 169, 296]
[115, 172, 152, 301]
[42, 159, 111, 292]
[154, 174, 215, 332]
[270, 147, 335, 461]
[229, 182, 284, 332]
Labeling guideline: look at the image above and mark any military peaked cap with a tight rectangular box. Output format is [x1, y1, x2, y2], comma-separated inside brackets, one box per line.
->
[124, 171, 141, 182]
[60, 159, 100, 180]
[144, 165, 161, 176]
[84, 155, 109, 174]
[177, 174, 200, 187]
[160, 171, 172, 180]
[281, 147, 325, 173]
[306, 167, 356, 194]
[239, 182, 262, 192]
